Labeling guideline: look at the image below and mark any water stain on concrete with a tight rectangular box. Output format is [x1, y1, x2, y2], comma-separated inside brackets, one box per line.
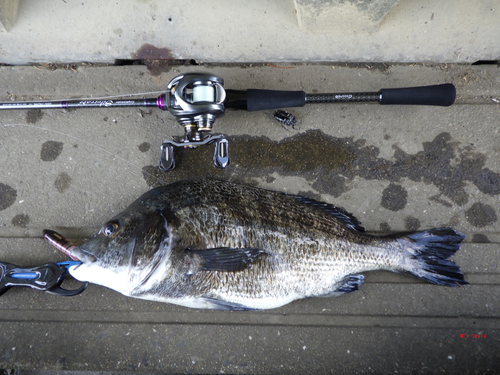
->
[471, 234, 491, 243]
[404, 216, 421, 231]
[11, 213, 30, 228]
[141, 130, 500, 211]
[142, 130, 354, 187]
[470, 167, 500, 196]
[135, 44, 173, 76]
[465, 203, 497, 227]
[428, 194, 453, 208]
[234, 131, 354, 172]
[55, 172, 72, 193]
[0, 183, 17, 211]
[135, 43, 173, 60]
[379, 222, 391, 232]
[26, 109, 43, 124]
[138, 142, 151, 153]
[41, 141, 64, 162]
[381, 183, 407, 211]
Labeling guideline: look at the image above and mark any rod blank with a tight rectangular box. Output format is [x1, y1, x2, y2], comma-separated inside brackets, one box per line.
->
[225, 83, 456, 112]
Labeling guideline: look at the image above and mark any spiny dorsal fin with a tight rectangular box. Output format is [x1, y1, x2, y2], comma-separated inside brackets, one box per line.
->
[291, 195, 365, 232]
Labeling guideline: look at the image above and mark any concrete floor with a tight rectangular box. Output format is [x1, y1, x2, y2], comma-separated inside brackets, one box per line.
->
[0, 63, 499, 374]
[1, 0, 499, 65]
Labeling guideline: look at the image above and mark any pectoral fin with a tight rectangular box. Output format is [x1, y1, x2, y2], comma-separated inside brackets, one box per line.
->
[185, 247, 266, 273]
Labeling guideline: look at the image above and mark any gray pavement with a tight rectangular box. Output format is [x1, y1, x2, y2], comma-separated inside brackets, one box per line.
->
[1, 0, 499, 64]
[0, 63, 499, 374]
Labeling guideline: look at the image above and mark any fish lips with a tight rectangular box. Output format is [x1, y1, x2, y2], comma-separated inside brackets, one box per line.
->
[68, 246, 97, 264]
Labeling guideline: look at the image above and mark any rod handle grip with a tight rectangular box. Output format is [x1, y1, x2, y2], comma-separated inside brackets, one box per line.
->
[246, 89, 306, 111]
[380, 83, 456, 106]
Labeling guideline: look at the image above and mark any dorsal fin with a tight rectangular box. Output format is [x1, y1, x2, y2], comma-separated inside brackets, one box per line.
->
[291, 195, 365, 232]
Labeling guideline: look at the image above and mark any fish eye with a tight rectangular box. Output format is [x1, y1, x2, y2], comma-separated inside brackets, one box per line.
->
[103, 221, 120, 236]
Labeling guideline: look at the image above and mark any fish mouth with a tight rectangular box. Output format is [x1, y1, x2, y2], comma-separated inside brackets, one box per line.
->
[43, 229, 96, 263]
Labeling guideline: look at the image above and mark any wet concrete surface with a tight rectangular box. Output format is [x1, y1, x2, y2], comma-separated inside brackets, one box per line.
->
[0, 63, 499, 374]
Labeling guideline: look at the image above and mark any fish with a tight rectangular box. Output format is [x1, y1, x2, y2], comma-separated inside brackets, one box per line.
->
[44, 178, 467, 310]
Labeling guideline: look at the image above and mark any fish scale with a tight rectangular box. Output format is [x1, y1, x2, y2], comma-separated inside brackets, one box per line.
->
[47, 178, 468, 310]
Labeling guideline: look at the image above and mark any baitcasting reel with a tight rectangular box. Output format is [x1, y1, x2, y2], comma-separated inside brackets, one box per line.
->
[158, 73, 229, 171]
[0, 72, 457, 171]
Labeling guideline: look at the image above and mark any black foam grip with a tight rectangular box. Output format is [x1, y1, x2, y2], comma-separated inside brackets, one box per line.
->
[246, 89, 306, 111]
[380, 83, 456, 106]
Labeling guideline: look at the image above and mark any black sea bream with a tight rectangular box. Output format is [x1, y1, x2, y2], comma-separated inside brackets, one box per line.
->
[45, 179, 467, 310]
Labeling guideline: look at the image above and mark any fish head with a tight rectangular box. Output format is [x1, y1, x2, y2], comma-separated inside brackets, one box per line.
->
[65, 194, 177, 293]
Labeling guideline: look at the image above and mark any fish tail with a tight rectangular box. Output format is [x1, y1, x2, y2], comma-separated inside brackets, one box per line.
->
[397, 228, 468, 287]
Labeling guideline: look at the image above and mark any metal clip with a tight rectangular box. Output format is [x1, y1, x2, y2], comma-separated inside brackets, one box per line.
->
[0, 260, 88, 297]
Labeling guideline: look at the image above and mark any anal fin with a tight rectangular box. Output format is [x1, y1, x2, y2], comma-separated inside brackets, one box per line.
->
[318, 274, 365, 297]
[337, 274, 365, 293]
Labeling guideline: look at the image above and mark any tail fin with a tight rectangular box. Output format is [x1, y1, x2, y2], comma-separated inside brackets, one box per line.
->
[398, 228, 468, 287]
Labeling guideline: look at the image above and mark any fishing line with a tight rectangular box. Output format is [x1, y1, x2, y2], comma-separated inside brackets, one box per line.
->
[18, 91, 166, 103]
[1, 123, 168, 186]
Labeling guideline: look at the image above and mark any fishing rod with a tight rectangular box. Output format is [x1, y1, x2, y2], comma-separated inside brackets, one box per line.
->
[0, 73, 456, 171]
